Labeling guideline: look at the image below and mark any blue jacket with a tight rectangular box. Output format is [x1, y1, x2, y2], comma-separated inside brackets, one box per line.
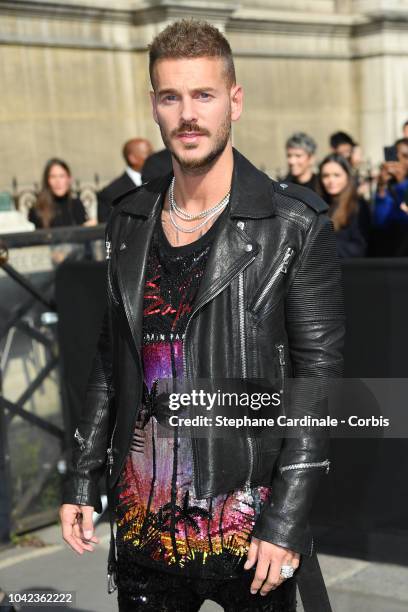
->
[374, 178, 408, 226]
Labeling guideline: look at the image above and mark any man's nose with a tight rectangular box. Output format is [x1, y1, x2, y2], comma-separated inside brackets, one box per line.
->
[180, 97, 197, 124]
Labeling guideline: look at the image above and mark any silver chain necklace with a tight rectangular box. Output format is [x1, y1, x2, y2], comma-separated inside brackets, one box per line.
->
[170, 177, 230, 220]
[169, 177, 230, 233]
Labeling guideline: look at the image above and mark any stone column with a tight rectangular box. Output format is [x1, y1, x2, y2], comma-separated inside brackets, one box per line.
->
[352, 4, 408, 162]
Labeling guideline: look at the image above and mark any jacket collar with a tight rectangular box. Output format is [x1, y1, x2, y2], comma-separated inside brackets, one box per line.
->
[119, 147, 276, 220]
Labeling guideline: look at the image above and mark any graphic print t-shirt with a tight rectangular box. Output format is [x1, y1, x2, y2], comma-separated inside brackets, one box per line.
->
[115, 211, 270, 582]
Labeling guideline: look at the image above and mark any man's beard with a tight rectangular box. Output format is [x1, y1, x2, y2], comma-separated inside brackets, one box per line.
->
[159, 113, 231, 176]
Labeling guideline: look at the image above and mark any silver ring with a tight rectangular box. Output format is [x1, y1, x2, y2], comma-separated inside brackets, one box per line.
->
[280, 564, 295, 579]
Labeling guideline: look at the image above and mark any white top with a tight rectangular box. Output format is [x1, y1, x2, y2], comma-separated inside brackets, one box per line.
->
[0, 211, 35, 233]
[125, 166, 142, 187]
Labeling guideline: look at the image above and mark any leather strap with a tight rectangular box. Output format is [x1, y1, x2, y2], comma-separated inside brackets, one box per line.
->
[106, 475, 118, 594]
[296, 552, 332, 612]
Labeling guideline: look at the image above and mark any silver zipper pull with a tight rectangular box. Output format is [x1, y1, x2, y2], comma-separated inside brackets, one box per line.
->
[105, 240, 112, 260]
[276, 344, 286, 395]
[107, 572, 117, 594]
[277, 344, 285, 366]
[107, 422, 117, 475]
[107, 447, 114, 475]
[74, 428, 86, 451]
[279, 247, 294, 274]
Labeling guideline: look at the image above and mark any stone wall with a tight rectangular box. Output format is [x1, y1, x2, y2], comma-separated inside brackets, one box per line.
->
[1, 0, 408, 189]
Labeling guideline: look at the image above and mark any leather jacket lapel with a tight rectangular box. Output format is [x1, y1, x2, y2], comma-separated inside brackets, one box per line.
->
[116, 193, 163, 357]
[193, 216, 259, 311]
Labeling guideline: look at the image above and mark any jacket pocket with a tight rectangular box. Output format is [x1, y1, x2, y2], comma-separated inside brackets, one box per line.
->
[250, 246, 296, 316]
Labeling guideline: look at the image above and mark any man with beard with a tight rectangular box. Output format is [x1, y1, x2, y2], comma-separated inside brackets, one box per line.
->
[60, 19, 344, 612]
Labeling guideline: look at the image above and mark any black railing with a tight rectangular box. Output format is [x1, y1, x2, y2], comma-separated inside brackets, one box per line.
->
[0, 225, 105, 540]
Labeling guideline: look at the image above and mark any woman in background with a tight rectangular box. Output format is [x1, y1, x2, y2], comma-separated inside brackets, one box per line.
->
[318, 153, 370, 257]
[29, 158, 89, 229]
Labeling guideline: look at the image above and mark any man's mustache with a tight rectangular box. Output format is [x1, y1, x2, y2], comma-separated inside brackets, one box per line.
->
[171, 123, 210, 137]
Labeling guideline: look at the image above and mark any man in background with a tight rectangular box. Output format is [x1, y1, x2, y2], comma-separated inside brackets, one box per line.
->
[329, 131, 357, 161]
[283, 132, 318, 191]
[97, 138, 153, 222]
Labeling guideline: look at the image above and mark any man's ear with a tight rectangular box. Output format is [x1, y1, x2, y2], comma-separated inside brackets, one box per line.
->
[230, 84, 243, 122]
[150, 91, 159, 125]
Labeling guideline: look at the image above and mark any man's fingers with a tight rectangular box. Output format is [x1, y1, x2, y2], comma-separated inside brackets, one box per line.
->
[250, 556, 269, 594]
[64, 536, 85, 555]
[244, 538, 259, 570]
[59, 504, 96, 554]
[79, 506, 95, 541]
[64, 521, 92, 554]
[62, 522, 86, 555]
[73, 523, 96, 550]
[60, 508, 83, 554]
[89, 534, 99, 544]
[260, 558, 283, 595]
[260, 553, 300, 596]
[72, 530, 94, 553]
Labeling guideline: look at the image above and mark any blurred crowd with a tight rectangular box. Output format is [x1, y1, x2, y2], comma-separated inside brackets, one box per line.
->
[9, 121, 408, 258]
[280, 125, 408, 258]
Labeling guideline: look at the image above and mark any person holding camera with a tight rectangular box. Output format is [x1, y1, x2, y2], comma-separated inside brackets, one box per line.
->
[373, 138, 408, 255]
[374, 138, 408, 227]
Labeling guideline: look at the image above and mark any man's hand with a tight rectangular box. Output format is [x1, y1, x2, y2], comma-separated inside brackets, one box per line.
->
[60, 504, 99, 555]
[244, 537, 300, 596]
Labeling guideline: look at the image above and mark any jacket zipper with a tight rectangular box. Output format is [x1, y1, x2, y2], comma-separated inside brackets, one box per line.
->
[106, 240, 120, 307]
[107, 422, 117, 475]
[182, 227, 256, 498]
[279, 459, 330, 474]
[239, 268, 254, 493]
[106, 239, 118, 474]
[276, 343, 286, 395]
[252, 246, 295, 313]
[182, 258, 256, 376]
[74, 428, 86, 452]
[236, 222, 255, 494]
[105, 240, 111, 260]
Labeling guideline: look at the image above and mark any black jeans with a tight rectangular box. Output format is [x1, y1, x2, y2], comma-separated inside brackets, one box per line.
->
[117, 563, 297, 612]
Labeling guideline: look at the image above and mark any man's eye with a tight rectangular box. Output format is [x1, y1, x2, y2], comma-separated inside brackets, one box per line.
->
[163, 95, 177, 102]
[198, 92, 211, 99]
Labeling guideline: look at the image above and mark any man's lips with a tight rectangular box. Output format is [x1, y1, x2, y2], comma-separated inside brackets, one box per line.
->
[176, 132, 205, 141]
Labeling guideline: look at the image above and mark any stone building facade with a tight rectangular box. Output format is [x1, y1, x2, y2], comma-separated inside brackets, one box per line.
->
[1, 0, 408, 187]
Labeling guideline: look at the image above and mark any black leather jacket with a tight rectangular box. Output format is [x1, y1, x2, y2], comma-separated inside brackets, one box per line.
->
[62, 148, 345, 557]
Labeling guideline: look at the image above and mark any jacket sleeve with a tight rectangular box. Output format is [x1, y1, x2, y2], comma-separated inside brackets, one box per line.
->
[252, 214, 345, 555]
[61, 233, 115, 513]
[373, 190, 395, 226]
